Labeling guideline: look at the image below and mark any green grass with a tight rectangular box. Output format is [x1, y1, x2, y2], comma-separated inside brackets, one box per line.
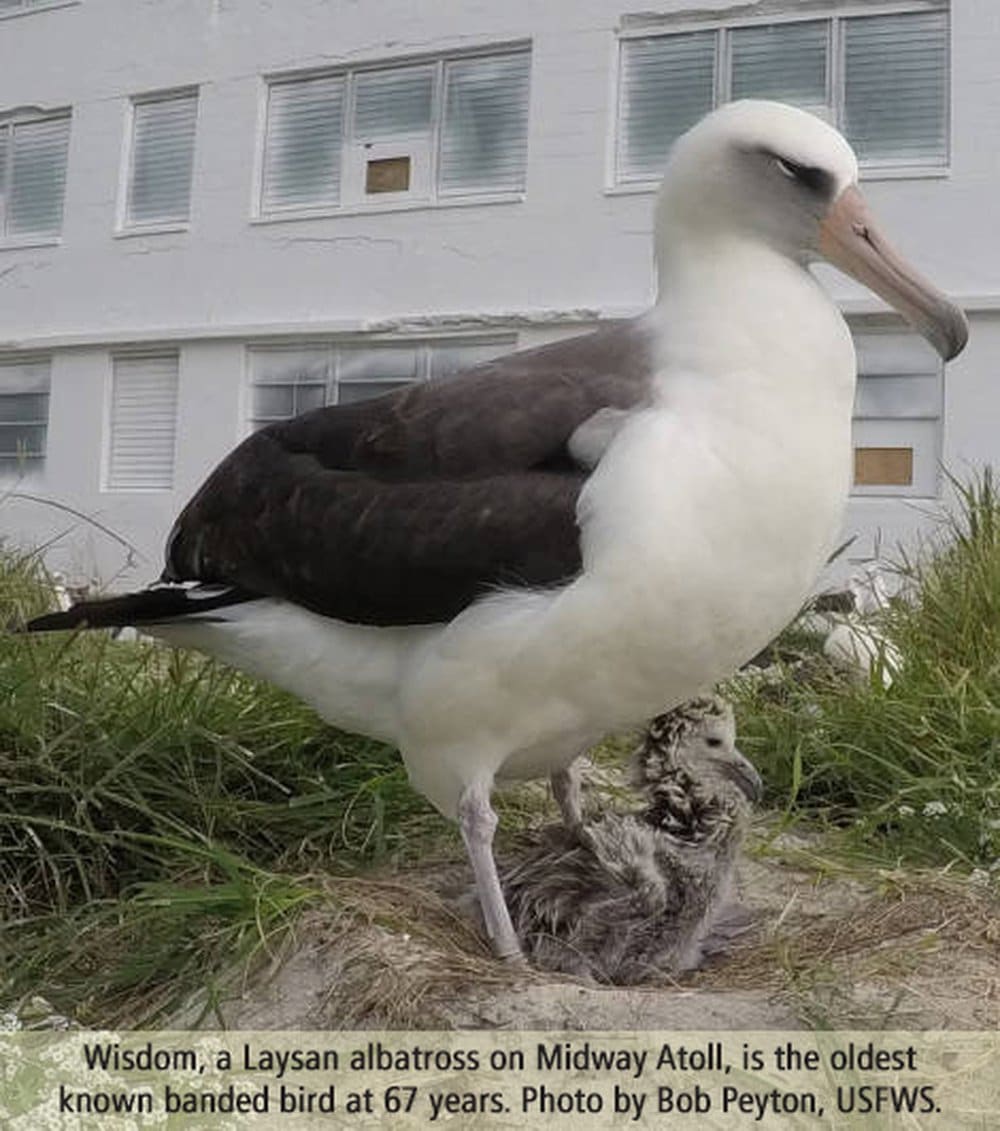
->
[3, 470, 999, 1024]
[729, 470, 1000, 871]
[0, 548, 453, 1025]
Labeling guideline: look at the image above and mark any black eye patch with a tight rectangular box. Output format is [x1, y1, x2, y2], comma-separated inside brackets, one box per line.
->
[758, 148, 834, 196]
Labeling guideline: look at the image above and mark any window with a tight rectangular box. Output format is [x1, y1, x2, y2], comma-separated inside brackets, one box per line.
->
[731, 21, 829, 115]
[262, 75, 344, 213]
[0, 358, 50, 474]
[617, 33, 716, 184]
[850, 328, 942, 497]
[0, 111, 71, 241]
[248, 338, 516, 427]
[123, 90, 198, 229]
[260, 48, 530, 215]
[616, 6, 949, 184]
[844, 14, 948, 167]
[106, 353, 179, 490]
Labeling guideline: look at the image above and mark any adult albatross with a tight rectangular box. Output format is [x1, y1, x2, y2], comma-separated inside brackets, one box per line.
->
[27, 101, 967, 962]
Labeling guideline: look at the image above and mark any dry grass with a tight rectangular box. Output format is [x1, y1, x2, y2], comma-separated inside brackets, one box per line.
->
[171, 832, 999, 1032]
[179, 870, 568, 1030]
[705, 869, 1000, 993]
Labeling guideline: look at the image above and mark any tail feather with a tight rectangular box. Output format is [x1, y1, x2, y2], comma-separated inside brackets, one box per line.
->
[24, 585, 255, 632]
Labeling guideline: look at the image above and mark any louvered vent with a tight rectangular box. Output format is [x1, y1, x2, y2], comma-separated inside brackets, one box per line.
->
[107, 354, 179, 490]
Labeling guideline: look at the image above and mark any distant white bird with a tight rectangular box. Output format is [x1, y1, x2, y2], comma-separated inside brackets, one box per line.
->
[51, 573, 71, 613]
[26, 101, 967, 961]
[811, 568, 902, 686]
[501, 697, 760, 981]
[823, 620, 901, 687]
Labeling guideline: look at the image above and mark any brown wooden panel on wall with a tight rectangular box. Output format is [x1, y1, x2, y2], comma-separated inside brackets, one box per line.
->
[854, 446, 914, 486]
[366, 156, 411, 194]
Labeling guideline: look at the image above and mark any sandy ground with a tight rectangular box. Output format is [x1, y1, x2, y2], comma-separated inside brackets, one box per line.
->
[179, 822, 1000, 1032]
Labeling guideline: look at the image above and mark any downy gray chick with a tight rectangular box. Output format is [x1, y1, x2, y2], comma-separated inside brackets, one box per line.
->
[500, 696, 762, 983]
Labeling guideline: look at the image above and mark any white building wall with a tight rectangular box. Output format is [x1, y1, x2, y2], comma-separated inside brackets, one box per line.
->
[1, 0, 659, 339]
[0, 0, 998, 589]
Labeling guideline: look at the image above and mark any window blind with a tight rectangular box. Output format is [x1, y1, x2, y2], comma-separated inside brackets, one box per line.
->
[616, 8, 950, 184]
[354, 65, 434, 140]
[617, 32, 716, 182]
[439, 52, 531, 195]
[844, 11, 949, 166]
[4, 115, 70, 237]
[107, 354, 179, 490]
[262, 75, 345, 212]
[127, 92, 198, 225]
[262, 50, 530, 211]
[731, 21, 829, 115]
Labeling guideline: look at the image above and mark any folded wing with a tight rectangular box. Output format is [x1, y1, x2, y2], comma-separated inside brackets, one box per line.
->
[164, 320, 655, 625]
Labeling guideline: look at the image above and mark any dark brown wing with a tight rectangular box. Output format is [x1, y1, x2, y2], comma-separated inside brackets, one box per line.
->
[163, 319, 655, 625]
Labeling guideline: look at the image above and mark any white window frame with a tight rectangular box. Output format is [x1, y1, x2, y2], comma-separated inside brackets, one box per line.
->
[849, 322, 944, 499]
[0, 354, 51, 477]
[340, 63, 437, 209]
[116, 87, 199, 236]
[0, 108, 71, 248]
[245, 335, 518, 432]
[253, 43, 531, 222]
[611, 1, 950, 192]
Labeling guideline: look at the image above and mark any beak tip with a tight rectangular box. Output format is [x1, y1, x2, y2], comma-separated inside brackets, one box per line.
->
[820, 186, 970, 364]
[732, 747, 764, 803]
[940, 309, 970, 362]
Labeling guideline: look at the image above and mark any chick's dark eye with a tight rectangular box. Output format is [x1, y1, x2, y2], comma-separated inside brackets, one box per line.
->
[705, 737, 723, 748]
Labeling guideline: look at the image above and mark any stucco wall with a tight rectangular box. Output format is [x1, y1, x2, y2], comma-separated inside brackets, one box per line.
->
[0, 0, 997, 589]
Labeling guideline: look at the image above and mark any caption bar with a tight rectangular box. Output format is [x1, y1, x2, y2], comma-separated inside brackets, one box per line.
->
[3, 1029, 997, 1127]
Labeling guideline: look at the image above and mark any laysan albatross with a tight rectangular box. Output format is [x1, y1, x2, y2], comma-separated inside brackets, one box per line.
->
[27, 101, 967, 962]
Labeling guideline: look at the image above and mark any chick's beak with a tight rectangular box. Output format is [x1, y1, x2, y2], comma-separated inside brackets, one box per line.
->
[819, 185, 968, 361]
[725, 748, 764, 804]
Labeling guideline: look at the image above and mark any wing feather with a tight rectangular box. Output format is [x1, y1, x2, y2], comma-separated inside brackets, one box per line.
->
[164, 319, 654, 624]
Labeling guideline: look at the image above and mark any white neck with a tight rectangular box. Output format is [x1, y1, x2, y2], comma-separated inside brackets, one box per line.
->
[550, 231, 859, 723]
[650, 229, 851, 402]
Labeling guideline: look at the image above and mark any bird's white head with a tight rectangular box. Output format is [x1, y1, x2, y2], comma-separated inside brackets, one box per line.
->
[655, 100, 968, 360]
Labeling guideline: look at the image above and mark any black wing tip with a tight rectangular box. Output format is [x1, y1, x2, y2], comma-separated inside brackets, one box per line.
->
[21, 584, 256, 634]
[22, 608, 89, 633]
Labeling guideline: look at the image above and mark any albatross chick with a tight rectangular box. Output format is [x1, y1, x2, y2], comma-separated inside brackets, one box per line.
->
[501, 697, 760, 982]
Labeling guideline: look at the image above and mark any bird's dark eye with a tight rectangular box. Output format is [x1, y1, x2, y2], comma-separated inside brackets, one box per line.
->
[705, 737, 723, 748]
[772, 154, 830, 195]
